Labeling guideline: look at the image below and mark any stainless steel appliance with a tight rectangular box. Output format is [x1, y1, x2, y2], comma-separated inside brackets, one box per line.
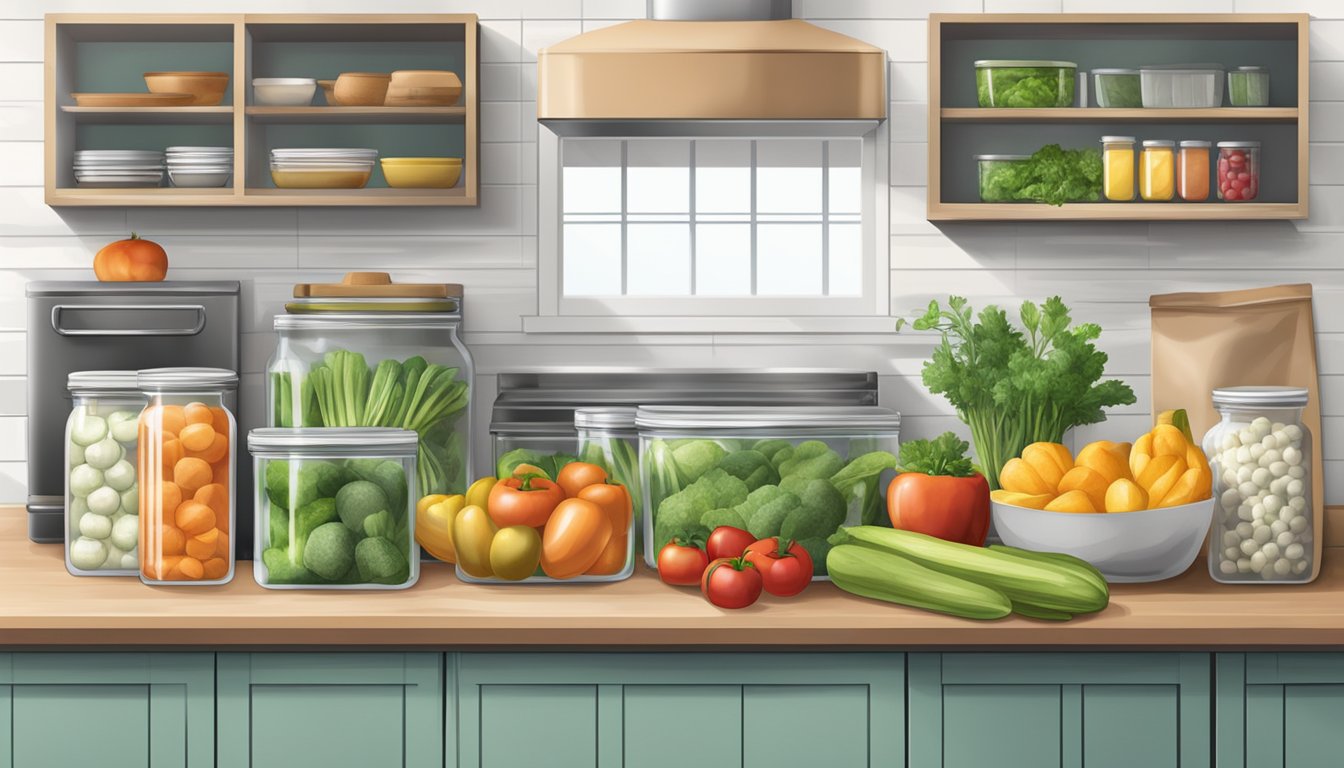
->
[25, 282, 241, 544]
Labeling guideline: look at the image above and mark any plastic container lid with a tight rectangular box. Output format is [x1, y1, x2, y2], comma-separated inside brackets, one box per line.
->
[248, 427, 418, 456]
[1212, 386, 1309, 408]
[974, 60, 1076, 68]
[67, 370, 139, 393]
[137, 367, 238, 392]
[635, 405, 901, 431]
[1179, 140, 1212, 148]
[1142, 140, 1176, 148]
[1100, 135, 1136, 143]
[975, 154, 1030, 161]
[1234, 65, 1268, 72]
[1140, 63, 1224, 72]
[1217, 141, 1261, 148]
[1092, 68, 1139, 75]
[574, 407, 637, 431]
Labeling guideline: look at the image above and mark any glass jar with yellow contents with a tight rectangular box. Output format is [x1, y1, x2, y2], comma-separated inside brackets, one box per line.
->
[1100, 136, 1135, 202]
[1139, 140, 1176, 201]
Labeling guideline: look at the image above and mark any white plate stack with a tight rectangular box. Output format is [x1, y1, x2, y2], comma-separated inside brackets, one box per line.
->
[73, 150, 164, 188]
[270, 147, 378, 171]
[166, 146, 233, 188]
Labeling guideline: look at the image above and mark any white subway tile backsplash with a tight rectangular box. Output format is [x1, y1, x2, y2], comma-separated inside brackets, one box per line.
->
[481, 101, 523, 142]
[1312, 21, 1344, 62]
[1310, 63, 1344, 101]
[1066, 0, 1231, 9]
[298, 185, 523, 236]
[891, 230, 1017, 270]
[811, 20, 926, 62]
[888, 186, 940, 235]
[0, 462, 24, 505]
[481, 142, 524, 185]
[299, 234, 523, 270]
[480, 19, 525, 63]
[1309, 143, 1344, 184]
[888, 102, 928, 143]
[480, 63, 523, 102]
[1310, 103, 1344, 142]
[0, 102, 41, 142]
[126, 207, 296, 237]
[795, 0, 980, 18]
[0, 22, 43, 63]
[985, 0, 1063, 10]
[0, 142, 40, 186]
[582, 0, 645, 18]
[521, 19, 582, 63]
[889, 142, 927, 187]
[0, 189, 125, 236]
[0, 334, 24, 377]
[890, 63, 928, 103]
[0, 418, 25, 462]
[0, 64, 41, 102]
[1235, 0, 1344, 18]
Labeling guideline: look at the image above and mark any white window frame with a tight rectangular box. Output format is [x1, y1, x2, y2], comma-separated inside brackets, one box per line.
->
[535, 122, 889, 325]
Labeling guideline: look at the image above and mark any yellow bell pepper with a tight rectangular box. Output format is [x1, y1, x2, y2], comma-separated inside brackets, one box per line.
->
[990, 489, 1054, 509]
[1021, 442, 1073, 489]
[1075, 441, 1132, 484]
[1057, 466, 1109, 512]
[1104, 478, 1148, 513]
[452, 504, 498, 578]
[417, 494, 451, 517]
[466, 476, 497, 510]
[1044, 489, 1098, 514]
[415, 494, 465, 564]
[999, 458, 1055, 496]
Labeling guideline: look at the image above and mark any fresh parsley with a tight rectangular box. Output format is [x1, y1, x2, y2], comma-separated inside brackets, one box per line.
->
[898, 432, 977, 478]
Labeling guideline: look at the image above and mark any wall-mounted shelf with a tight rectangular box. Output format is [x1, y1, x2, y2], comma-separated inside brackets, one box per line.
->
[928, 14, 1309, 221]
[45, 13, 479, 207]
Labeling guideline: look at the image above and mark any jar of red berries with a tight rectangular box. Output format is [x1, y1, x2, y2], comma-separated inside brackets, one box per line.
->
[1217, 141, 1260, 202]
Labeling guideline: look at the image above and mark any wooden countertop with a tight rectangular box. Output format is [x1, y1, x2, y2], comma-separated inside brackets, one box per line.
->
[7, 514, 1344, 648]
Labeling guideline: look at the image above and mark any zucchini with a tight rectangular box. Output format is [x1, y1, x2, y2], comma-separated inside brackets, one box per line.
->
[1010, 602, 1073, 621]
[988, 544, 1109, 598]
[844, 526, 1108, 615]
[827, 545, 1012, 621]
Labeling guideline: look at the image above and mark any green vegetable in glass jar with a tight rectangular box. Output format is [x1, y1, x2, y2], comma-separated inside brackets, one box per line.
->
[977, 144, 1102, 206]
[976, 62, 1076, 108]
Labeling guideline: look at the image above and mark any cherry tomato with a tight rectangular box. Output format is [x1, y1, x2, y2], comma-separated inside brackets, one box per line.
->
[488, 474, 565, 528]
[700, 555, 763, 609]
[657, 537, 709, 586]
[744, 537, 813, 597]
[556, 462, 608, 498]
[706, 526, 756, 561]
[1225, 188, 1240, 200]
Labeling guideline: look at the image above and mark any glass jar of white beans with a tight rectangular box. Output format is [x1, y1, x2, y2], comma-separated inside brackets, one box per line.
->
[1203, 386, 1313, 583]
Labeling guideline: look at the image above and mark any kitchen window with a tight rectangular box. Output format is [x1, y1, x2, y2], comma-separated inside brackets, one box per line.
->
[537, 127, 889, 324]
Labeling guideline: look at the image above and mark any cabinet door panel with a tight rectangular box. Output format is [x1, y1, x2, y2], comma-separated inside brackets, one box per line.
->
[626, 685, 740, 767]
[479, 684, 597, 768]
[12, 685, 150, 768]
[943, 685, 1061, 768]
[249, 684, 407, 767]
[1082, 685, 1178, 768]
[743, 684, 871, 768]
[1283, 685, 1344, 767]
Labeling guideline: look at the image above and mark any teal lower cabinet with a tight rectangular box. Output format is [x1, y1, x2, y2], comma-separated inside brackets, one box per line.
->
[0, 653, 214, 768]
[216, 653, 444, 768]
[909, 653, 1212, 768]
[1217, 652, 1344, 767]
[455, 653, 905, 768]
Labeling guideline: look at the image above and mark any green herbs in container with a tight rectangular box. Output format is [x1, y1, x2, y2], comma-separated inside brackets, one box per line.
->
[975, 60, 1077, 108]
[975, 144, 1103, 206]
[1092, 68, 1143, 108]
[1228, 66, 1269, 107]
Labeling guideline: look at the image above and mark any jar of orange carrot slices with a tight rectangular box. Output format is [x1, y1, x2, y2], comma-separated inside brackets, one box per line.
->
[136, 368, 238, 585]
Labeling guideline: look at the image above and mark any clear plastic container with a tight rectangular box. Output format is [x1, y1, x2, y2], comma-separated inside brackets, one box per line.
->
[637, 406, 901, 576]
[492, 430, 579, 481]
[577, 407, 642, 556]
[1204, 386, 1313, 584]
[249, 427, 420, 589]
[1139, 140, 1176, 202]
[137, 367, 237, 585]
[1228, 66, 1270, 107]
[974, 60, 1076, 108]
[1217, 141, 1260, 201]
[1101, 136, 1136, 202]
[976, 154, 1029, 202]
[267, 272, 473, 498]
[1140, 65, 1225, 108]
[1092, 68, 1142, 108]
[1178, 140, 1211, 201]
[65, 371, 145, 576]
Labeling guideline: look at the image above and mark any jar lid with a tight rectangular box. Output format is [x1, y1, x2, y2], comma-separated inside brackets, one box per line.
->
[574, 407, 637, 431]
[1092, 68, 1140, 75]
[1142, 140, 1175, 147]
[137, 367, 238, 392]
[1212, 386, 1309, 408]
[974, 60, 1076, 68]
[293, 271, 461, 300]
[248, 427, 418, 456]
[1100, 135, 1136, 143]
[274, 313, 462, 330]
[1179, 140, 1212, 148]
[1234, 65, 1268, 72]
[975, 154, 1030, 161]
[67, 370, 139, 393]
[635, 405, 900, 431]
[1217, 140, 1261, 148]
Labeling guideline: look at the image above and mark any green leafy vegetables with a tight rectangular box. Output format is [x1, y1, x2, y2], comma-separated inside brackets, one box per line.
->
[978, 144, 1102, 206]
[902, 295, 1135, 491]
[271, 350, 470, 496]
[976, 65, 1075, 108]
[646, 438, 897, 575]
[897, 432, 976, 478]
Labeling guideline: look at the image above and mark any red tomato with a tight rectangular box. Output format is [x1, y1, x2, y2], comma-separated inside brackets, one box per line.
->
[657, 537, 709, 586]
[744, 537, 813, 597]
[886, 472, 991, 547]
[700, 556, 763, 609]
[706, 526, 756, 561]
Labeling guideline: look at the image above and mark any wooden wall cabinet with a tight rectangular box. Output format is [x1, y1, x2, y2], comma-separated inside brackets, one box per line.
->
[45, 14, 479, 207]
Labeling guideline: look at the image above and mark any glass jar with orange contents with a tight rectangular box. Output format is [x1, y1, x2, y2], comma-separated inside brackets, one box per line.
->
[1178, 140, 1212, 201]
[137, 367, 238, 585]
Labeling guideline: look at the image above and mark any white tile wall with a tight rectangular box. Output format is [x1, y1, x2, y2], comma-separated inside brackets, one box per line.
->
[2, 0, 1343, 507]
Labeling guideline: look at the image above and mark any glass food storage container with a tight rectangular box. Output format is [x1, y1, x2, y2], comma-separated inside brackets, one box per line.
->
[637, 405, 901, 576]
[1139, 140, 1176, 202]
[249, 427, 419, 589]
[1204, 386, 1313, 584]
[1217, 141, 1260, 201]
[65, 371, 145, 576]
[1140, 65, 1224, 108]
[267, 272, 473, 499]
[491, 419, 578, 481]
[1101, 136, 1136, 202]
[974, 60, 1076, 108]
[1178, 140, 1212, 201]
[137, 367, 237, 585]
[976, 154, 1029, 202]
[1092, 68, 1142, 108]
[576, 407, 640, 503]
[1228, 66, 1270, 107]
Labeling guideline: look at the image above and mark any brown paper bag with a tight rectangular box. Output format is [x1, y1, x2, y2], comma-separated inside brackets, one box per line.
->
[1149, 284, 1323, 581]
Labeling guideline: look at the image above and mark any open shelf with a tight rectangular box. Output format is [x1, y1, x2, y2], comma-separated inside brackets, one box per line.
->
[45, 13, 479, 207]
[928, 13, 1310, 221]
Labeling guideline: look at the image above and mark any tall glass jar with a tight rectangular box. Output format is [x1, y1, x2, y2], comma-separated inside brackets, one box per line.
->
[1101, 135, 1135, 202]
[1217, 141, 1260, 201]
[1204, 386, 1313, 583]
[1178, 140, 1211, 201]
[137, 367, 238, 585]
[1139, 139, 1176, 201]
[65, 371, 145, 576]
[576, 406, 641, 556]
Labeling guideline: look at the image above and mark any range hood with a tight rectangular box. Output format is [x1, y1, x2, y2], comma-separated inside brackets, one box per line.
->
[537, 3, 886, 127]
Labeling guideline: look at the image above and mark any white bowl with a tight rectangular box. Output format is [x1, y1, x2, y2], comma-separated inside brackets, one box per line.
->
[168, 168, 231, 188]
[991, 497, 1214, 583]
[253, 78, 317, 107]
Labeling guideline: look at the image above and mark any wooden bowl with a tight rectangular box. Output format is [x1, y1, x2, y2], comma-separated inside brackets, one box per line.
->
[144, 71, 229, 106]
[385, 70, 462, 107]
[333, 72, 391, 107]
[318, 79, 338, 105]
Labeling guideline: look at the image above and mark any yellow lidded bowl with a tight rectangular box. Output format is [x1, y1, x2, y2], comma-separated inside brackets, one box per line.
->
[380, 157, 463, 188]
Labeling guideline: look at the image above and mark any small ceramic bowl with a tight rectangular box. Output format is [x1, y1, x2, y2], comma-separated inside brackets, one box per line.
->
[252, 78, 316, 107]
[385, 70, 463, 106]
[168, 168, 232, 188]
[144, 71, 230, 106]
[380, 157, 463, 188]
[333, 72, 391, 106]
